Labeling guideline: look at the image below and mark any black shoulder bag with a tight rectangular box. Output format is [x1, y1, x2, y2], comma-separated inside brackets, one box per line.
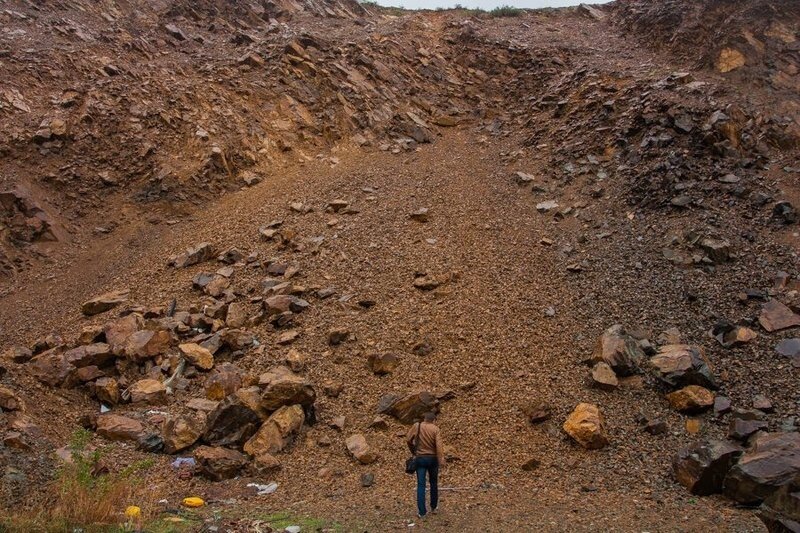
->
[404, 422, 422, 474]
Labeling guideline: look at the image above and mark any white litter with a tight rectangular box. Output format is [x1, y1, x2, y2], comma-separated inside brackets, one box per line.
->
[246, 482, 278, 495]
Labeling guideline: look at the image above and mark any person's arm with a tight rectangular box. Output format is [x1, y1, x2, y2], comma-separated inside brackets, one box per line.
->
[435, 427, 445, 466]
[406, 423, 418, 454]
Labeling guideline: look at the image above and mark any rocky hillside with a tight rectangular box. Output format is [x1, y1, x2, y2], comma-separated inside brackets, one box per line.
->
[0, 1, 799, 531]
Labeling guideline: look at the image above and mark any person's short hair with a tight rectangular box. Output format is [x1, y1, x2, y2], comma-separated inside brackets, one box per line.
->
[423, 412, 436, 422]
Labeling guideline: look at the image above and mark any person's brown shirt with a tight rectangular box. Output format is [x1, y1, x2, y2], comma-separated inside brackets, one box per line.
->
[406, 421, 444, 464]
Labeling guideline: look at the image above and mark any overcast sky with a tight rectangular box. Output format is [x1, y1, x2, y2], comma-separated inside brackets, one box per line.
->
[373, 0, 612, 8]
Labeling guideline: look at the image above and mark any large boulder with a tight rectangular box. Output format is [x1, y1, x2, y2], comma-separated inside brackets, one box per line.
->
[204, 363, 243, 400]
[346, 434, 379, 464]
[728, 409, 769, 441]
[178, 343, 214, 371]
[194, 446, 248, 481]
[259, 367, 316, 412]
[244, 404, 305, 457]
[673, 440, 743, 495]
[94, 377, 120, 405]
[760, 300, 800, 332]
[96, 414, 146, 442]
[649, 344, 717, 389]
[666, 385, 714, 413]
[163, 413, 206, 454]
[759, 474, 800, 533]
[724, 432, 800, 505]
[590, 325, 644, 376]
[563, 403, 609, 450]
[377, 391, 439, 425]
[104, 314, 142, 354]
[29, 349, 75, 387]
[81, 290, 129, 316]
[129, 379, 167, 405]
[125, 330, 171, 362]
[203, 395, 260, 448]
[63, 343, 114, 368]
[170, 242, 215, 268]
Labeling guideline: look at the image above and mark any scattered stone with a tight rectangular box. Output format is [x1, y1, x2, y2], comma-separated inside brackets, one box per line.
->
[649, 344, 717, 389]
[728, 409, 769, 441]
[673, 440, 743, 495]
[724, 432, 800, 505]
[327, 199, 349, 213]
[377, 391, 439, 425]
[346, 434, 378, 464]
[94, 377, 120, 405]
[759, 300, 800, 332]
[367, 353, 400, 375]
[591, 325, 644, 376]
[284, 349, 305, 372]
[759, 473, 800, 532]
[521, 458, 541, 471]
[203, 395, 260, 447]
[412, 275, 440, 291]
[204, 363, 243, 400]
[244, 404, 305, 456]
[0, 386, 22, 411]
[163, 414, 206, 454]
[63, 343, 114, 368]
[667, 385, 715, 413]
[590, 362, 618, 391]
[522, 401, 551, 424]
[125, 330, 172, 362]
[514, 172, 535, 185]
[96, 414, 145, 442]
[776, 339, 800, 367]
[712, 321, 757, 348]
[772, 201, 798, 225]
[129, 379, 167, 405]
[259, 367, 316, 411]
[328, 328, 350, 346]
[753, 395, 774, 413]
[81, 289, 129, 316]
[714, 396, 732, 417]
[29, 350, 75, 387]
[563, 403, 609, 450]
[361, 472, 375, 487]
[536, 200, 559, 213]
[179, 343, 215, 371]
[170, 243, 215, 268]
[410, 208, 429, 222]
[3, 346, 33, 364]
[194, 446, 248, 481]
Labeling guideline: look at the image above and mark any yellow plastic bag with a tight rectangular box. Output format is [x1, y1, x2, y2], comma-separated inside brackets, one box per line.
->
[182, 496, 205, 508]
[124, 505, 141, 519]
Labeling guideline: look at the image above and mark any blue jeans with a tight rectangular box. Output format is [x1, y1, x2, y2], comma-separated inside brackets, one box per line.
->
[415, 456, 439, 516]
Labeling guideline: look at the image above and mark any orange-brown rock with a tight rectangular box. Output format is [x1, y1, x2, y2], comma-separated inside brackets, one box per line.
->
[163, 413, 206, 454]
[346, 434, 379, 464]
[81, 289, 129, 316]
[129, 379, 167, 405]
[194, 445, 248, 481]
[178, 343, 214, 370]
[666, 385, 715, 413]
[125, 330, 171, 362]
[244, 404, 305, 456]
[205, 363, 243, 400]
[563, 403, 609, 450]
[96, 414, 145, 442]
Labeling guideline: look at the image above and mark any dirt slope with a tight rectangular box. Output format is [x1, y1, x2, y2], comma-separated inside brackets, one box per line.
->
[0, 1, 799, 532]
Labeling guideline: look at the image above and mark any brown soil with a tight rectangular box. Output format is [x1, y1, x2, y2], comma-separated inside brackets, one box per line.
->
[1, 1, 798, 531]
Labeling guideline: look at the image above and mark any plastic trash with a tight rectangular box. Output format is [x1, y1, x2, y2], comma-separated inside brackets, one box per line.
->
[171, 457, 196, 469]
[100, 404, 111, 413]
[182, 496, 205, 508]
[124, 506, 141, 519]
[246, 482, 278, 495]
[285, 527, 301, 533]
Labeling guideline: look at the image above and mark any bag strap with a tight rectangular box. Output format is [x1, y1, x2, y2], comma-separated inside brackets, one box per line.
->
[412, 421, 422, 454]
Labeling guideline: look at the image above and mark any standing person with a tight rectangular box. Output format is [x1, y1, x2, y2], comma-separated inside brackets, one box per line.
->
[406, 412, 445, 518]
